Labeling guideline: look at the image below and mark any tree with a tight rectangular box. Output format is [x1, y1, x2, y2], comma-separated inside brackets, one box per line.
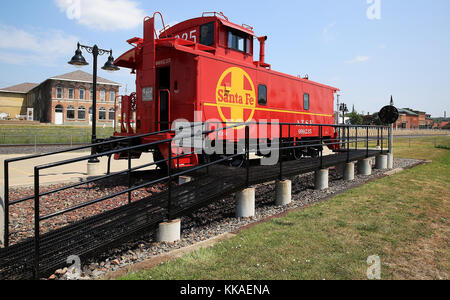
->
[348, 112, 363, 125]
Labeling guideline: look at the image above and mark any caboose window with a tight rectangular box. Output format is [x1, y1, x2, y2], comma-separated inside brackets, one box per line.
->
[200, 22, 215, 46]
[303, 93, 310, 110]
[228, 30, 248, 52]
[258, 85, 267, 106]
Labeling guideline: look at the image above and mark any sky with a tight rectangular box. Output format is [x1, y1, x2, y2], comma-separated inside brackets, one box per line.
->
[0, 0, 449, 117]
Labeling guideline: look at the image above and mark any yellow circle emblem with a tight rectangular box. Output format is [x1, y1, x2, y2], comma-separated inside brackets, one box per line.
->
[216, 67, 256, 125]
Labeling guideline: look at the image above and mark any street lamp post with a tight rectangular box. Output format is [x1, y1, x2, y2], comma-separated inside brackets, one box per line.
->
[68, 43, 119, 164]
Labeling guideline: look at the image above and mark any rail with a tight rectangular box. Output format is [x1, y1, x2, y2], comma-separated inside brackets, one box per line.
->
[2, 122, 389, 279]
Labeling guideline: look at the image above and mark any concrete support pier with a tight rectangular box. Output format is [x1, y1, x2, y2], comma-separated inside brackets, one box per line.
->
[314, 169, 329, 190]
[178, 176, 192, 185]
[235, 188, 255, 218]
[0, 184, 5, 248]
[157, 219, 181, 243]
[343, 162, 355, 181]
[275, 180, 292, 206]
[358, 158, 372, 176]
[387, 153, 394, 169]
[87, 162, 102, 177]
[375, 155, 388, 170]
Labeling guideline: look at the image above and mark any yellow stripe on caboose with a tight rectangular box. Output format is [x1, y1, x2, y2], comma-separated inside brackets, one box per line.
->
[203, 102, 333, 118]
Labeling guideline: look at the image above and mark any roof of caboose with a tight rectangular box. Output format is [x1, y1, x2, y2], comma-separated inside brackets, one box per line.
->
[160, 15, 256, 38]
[115, 13, 339, 93]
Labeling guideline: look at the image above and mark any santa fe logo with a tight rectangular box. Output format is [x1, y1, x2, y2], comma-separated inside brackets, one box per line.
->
[216, 67, 256, 125]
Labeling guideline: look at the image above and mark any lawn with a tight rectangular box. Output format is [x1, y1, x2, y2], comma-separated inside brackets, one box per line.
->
[118, 136, 450, 280]
[0, 125, 115, 145]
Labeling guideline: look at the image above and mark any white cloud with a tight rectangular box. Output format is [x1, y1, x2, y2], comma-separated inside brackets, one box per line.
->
[346, 56, 370, 64]
[0, 24, 78, 66]
[54, 0, 146, 31]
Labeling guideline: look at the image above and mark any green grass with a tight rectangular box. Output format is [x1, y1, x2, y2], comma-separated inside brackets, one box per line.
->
[118, 136, 450, 280]
[0, 125, 115, 145]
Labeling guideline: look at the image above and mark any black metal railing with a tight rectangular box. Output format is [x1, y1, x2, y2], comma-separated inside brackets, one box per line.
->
[2, 122, 389, 279]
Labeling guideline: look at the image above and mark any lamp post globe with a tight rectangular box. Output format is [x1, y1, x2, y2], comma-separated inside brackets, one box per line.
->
[68, 43, 89, 68]
[102, 53, 120, 73]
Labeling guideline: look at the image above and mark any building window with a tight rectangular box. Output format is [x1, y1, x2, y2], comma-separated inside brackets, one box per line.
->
[78, 106, 86, 120]
[90, 89, 93, 100]
[200, 22, 215, 46]
[258, 84, 267, 106]
[109, 108, 115, 120]
[110, 91, 116, 102]
[100, 90, 106, 102]
[79, 88, 85, 100]
[56, 86, 63, 99]
[68, 88, 74, 99]
[303, 93, 310, 111]
[99, 107, 106, 120]
[67, 105, 75, 120]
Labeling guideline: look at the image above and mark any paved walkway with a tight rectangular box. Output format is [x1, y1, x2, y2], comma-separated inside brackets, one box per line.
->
[1, 152, 156, 187]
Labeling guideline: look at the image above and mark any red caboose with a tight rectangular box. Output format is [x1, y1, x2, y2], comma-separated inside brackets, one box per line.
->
[114, 12, 339, 168]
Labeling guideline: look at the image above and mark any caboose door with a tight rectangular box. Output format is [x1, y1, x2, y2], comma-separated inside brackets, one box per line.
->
[157, 67, 170, 131]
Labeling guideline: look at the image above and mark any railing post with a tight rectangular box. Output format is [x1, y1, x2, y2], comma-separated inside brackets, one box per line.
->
[377, 128, 380, 148]
[167, 140, 173, 220]
[320, 125, 323, 169]
[34, 167, 40, 280]
[381, 127, 384, 152]
[279, 124, 283, 181]
[366, 127, 369, 158]
[347, 126, 350, 163]
[205, 123, 209, 175]
[245, 125, 250, 187]
[355, 127, 358, 151]
[1, 160, 8, 248]
[127, 146, 132, 204]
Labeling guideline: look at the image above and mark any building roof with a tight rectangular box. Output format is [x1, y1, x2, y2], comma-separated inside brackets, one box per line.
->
[398, 108, 419, 116]
[0, 82, 39, 94]
[49, 70, 121, 86]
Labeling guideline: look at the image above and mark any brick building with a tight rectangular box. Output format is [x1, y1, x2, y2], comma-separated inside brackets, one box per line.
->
[1, 70, 121, 125]
[393, 108, 433, 129]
